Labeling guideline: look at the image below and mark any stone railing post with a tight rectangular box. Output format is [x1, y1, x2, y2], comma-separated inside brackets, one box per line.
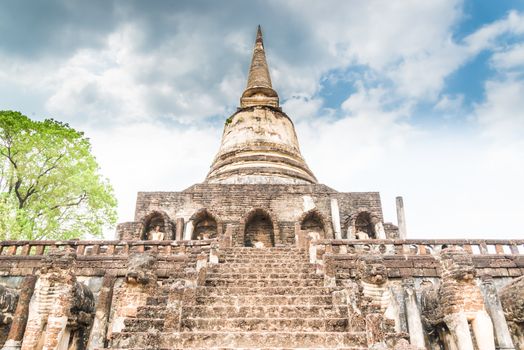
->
[175, 218, 184, 241]
[330, 199, 342, 239]
[2, 276, 36, 350]
[309, 239, 317, 264]
[480, 275, 515, 350]
[209, 242, 219, 265]
[183, 220, 194, 240]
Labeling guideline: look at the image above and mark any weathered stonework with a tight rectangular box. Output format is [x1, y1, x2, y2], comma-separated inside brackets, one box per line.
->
[420, 248, 496, 350]
[21, 249, 95, 350]
[0, 26, 522, 349]
[0, 239, 520, 349]
[500, 275, 524, 349]
[121, 184, 387, 246]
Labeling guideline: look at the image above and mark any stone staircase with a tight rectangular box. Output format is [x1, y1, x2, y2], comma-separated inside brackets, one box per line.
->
[110, 247, 367, 349]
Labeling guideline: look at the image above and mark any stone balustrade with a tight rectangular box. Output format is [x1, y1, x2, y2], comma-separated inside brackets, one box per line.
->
[309, 238, 524, 264]
[0, 239, 217, 259]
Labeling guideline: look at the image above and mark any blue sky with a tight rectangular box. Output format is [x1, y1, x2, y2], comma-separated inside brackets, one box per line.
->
[1, 0, 523, 238]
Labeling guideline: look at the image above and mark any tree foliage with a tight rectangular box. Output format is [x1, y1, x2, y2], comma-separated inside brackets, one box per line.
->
[0, 111, 117, 240]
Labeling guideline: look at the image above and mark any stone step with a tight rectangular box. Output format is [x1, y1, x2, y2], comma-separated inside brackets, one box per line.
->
[107, 348, 364, 350]
[206, 272, 321, 280]
[182, 305, 347, 318]
[223, 253, 307, 257]
[222, 251, 306, 256]
[145, 296, 168, 305]
[197, 286, 339, 296]
[136, 305, 168, 318]
[181, 317, 348, 332]
[195, 295, 332, 306]
[123, 318, 164, 332]
[111, 331, 367, 348]
[221, 260, 307, 264]
[215, 263, 313, 269]
[225, 247, 305, 252]
[221, 253, 308, 258]
[205, 278, 324, 287]
[223, 253, 306, 257]
[224, 250, 306, 253]
[211, 267, 315, 274]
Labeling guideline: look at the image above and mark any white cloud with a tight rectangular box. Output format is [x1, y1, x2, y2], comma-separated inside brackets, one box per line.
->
[298, 84, 415, 185]
[474, 79, 524, 144]
[281, 96, 323, 122]
[465, 10, 524, 52]
[491, 44, 524, 71]
[435, 94, 464, 112]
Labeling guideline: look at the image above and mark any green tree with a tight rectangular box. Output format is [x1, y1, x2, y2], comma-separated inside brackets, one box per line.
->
[0, 110, 117, 240]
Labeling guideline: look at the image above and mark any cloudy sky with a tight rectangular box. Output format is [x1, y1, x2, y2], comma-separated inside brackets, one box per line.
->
[1, 0, 523, 239]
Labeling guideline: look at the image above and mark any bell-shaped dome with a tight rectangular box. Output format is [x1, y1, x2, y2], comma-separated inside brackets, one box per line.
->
[205, 27, 317, 185]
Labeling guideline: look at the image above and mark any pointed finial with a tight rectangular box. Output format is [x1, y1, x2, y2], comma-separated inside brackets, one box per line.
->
[240, 26, 279, 108]
[256, 25, 263, 44]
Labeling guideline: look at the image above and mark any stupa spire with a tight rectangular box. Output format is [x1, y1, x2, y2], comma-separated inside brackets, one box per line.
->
[240, 26, 279, 108]
[206, 26, 317, 185]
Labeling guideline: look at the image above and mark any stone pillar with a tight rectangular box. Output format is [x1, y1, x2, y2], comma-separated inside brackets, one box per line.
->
[375, 222, 386, 239]
[480, 276, 515, 350]
[390, 286, 408, 334]
[347, 225, 355, 239]
[330, 198, 342, 239]
[175, 218, 184, 241]
[403, 279, 425, 349]
[42, 314, 69, 349]
[87, 274, 116, 350]
[209, 243, 219, 265]
[309, 241, 317, 264]
[219, 224, 233, 249]
[396, 196, 407, 239]
[371, 215, 386, 239]
[184, 220, 194, 240]
[445, 313, 475, 350]
[471, 311, 496, 350]
[2, 276, 36, 350]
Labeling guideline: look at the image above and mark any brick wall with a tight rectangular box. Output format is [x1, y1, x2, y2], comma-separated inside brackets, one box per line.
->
[129, 184, 385, 243]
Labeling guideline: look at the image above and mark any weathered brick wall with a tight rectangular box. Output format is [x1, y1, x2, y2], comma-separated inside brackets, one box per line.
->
[328, 254, 524, 282]
[130, 184, 385, 243]
[116, 222, 144, 240]
[0, 239, 521, 349]
[0, 242, 211, 349]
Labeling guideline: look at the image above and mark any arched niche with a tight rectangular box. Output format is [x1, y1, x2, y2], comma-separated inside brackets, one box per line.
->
[299, 210, 326, 240]
[244, 209, 276, 247]
[141, 211, 172, 240]
[353, 211, 376, 239]
[190, 209, 219, 240]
